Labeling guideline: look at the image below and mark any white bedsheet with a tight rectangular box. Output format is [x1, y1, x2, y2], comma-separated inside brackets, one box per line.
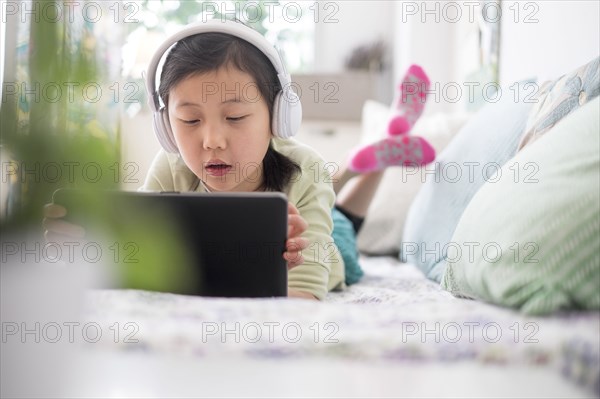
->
[2, 256, 598, 398]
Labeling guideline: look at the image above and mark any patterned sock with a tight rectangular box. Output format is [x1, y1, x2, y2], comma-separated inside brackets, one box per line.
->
[387, 64, 430, 136]
[348, 135, 436, 173]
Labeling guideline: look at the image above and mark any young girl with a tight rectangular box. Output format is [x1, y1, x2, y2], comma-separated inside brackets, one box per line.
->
[44, 21, 434, 300]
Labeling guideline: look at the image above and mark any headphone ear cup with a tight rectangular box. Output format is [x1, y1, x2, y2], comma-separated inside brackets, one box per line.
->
[271, 92, 283, 138]
[152, 108, 179, 153]
[272, 89, 302, 139]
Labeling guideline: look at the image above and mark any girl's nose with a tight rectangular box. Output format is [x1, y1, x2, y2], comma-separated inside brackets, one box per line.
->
[202, 123, 226, 150]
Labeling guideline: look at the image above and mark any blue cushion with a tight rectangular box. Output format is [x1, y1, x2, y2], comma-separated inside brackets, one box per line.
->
[331, 207, 363, 285]
[401, 86, 534, 282]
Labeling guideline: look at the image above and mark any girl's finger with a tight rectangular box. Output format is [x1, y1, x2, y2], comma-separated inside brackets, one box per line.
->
[43, 203, 67, 218]
[286, 237, 309, 252]
[284, 252, 304, 269]
[288, 214, 308, 237]
[288, 202, 300, 215]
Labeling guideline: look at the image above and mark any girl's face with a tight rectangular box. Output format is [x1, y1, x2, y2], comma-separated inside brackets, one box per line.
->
[168, 66, 272, 192]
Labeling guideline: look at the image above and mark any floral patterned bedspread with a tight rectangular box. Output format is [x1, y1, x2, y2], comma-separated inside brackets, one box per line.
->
[83, 256, 599, 395]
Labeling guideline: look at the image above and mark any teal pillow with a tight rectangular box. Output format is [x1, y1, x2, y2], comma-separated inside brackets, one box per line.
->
[401, 86, 533, 282]
[441, 97, 600, 315]
[331, 208, 363, 285]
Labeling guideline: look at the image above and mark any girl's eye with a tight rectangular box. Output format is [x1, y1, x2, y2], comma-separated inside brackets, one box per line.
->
[181, 119, 199, 125]
[226, 115, 247, 122]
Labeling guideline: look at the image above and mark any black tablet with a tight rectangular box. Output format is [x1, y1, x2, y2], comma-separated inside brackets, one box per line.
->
[52, 189, 288, 297]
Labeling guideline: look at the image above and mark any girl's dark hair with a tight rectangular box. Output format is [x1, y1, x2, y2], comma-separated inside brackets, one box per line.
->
[158, 31, 301, 192]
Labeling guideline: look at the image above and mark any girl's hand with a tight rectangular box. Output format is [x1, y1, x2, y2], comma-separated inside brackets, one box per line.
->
[42, 203, 86, 243]
[284, 202, 309, 269]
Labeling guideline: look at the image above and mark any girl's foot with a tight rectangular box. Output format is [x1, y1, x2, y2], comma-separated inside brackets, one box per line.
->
[348, 135, 436, 173]
[387, 64, 430, 136]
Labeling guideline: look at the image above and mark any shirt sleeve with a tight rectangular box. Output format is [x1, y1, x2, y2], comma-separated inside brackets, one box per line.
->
[140, 150, 199, 192]
[283, 143, 345, 300]
[139, 150, 175, 192]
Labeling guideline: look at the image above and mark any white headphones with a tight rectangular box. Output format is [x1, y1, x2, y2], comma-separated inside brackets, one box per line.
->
[145, 20, 302, 153]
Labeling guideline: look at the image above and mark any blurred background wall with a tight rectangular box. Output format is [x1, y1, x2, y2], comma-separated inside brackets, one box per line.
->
[2, 0, 599, 193]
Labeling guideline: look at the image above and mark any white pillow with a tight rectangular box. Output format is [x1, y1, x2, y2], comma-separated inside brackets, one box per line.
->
[356, 101, 470, 255]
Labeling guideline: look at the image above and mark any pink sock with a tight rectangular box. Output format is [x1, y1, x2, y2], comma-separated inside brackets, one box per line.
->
[348, 135, 436, 173]
[387, 64, 430, 136]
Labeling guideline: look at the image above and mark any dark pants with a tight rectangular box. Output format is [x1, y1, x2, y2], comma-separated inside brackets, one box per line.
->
[334, 205, 365, 235]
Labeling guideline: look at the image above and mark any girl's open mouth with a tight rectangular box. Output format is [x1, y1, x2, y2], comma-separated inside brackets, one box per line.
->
[205, 160, 232, 177]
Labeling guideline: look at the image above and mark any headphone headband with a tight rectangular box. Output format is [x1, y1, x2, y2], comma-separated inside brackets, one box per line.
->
[145, 19, 291, 112]
[145, 19, 302, 152]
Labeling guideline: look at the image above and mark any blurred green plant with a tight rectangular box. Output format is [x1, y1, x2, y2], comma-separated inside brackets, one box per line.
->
[1, 1, 118, 229]
[1, 0, 198, 294]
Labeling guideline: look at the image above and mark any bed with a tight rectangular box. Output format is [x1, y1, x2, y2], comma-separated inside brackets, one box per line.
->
[39, 256, 599, 398]
[2, 63, 596, 399]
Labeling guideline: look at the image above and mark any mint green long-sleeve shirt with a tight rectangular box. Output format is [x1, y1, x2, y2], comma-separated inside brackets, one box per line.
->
[140, 137, 346, 299]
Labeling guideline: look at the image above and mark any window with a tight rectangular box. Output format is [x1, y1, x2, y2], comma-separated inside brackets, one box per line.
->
[123, 0, 316, 79]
